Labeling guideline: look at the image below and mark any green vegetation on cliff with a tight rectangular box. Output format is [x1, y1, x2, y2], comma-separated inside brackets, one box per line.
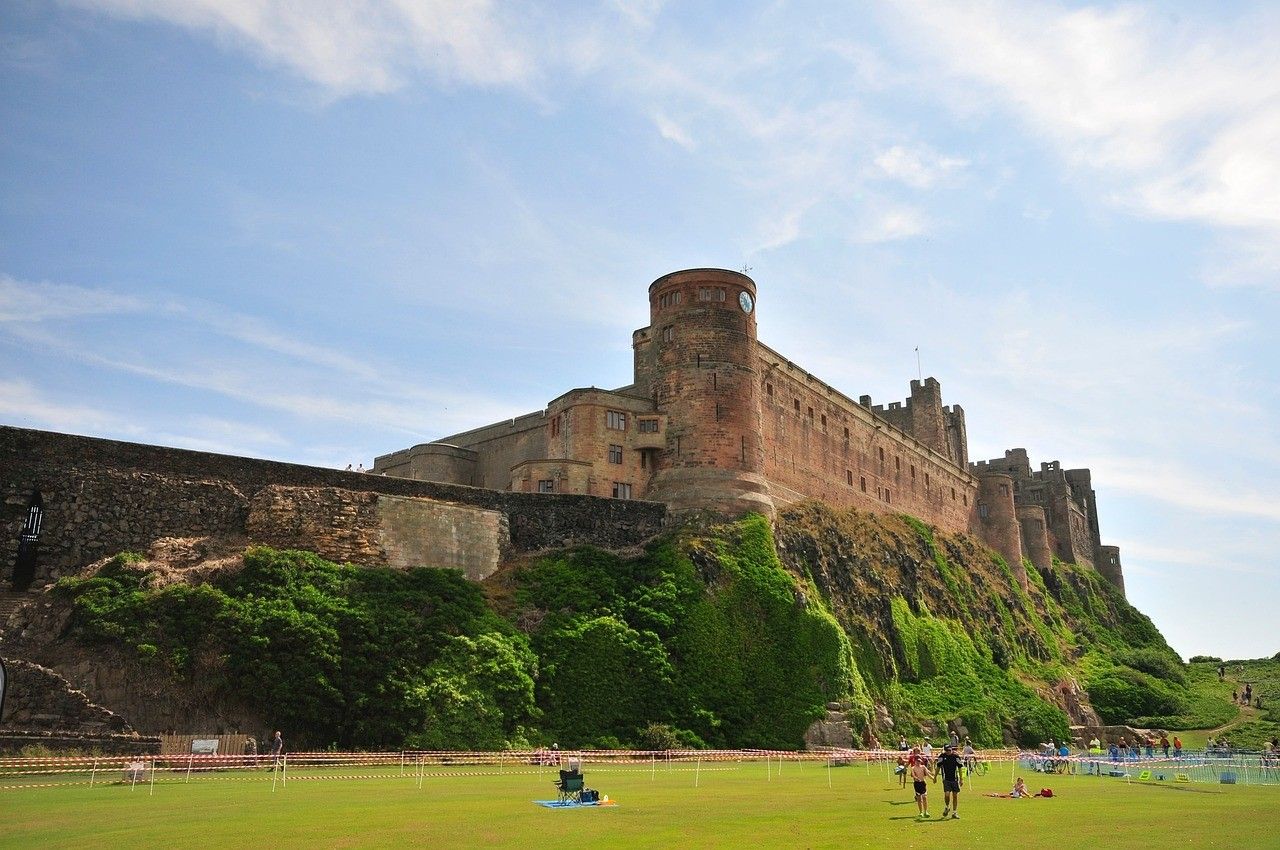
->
[48, 505, 1259, 751]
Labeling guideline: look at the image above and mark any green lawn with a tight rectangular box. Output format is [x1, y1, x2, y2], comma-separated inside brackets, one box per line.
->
[1, 760, 1276, 849]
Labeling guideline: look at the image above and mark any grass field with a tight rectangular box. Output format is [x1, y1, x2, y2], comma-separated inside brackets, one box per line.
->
[1, 758, 1276, 849]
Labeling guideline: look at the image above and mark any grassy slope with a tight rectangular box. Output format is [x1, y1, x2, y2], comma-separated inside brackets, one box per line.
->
[1, 765, 1275, 849]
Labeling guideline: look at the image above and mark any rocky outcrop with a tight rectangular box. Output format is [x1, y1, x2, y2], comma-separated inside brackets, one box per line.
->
[804, 702, 856, 749]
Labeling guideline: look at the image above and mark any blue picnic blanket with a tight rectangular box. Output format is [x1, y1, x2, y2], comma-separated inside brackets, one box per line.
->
[533, 799, 616, 809]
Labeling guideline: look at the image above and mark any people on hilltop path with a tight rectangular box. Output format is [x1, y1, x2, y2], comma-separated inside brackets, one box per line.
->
[950, 729, 960, 748]
[899, 736, 909, 752]
[1219, 664, 1226, 680]
[911, 754, 931, 819]
[345, 463, 352, 471]
[934, 744, 964, 819]
[1233, 690, 1239, 704]
[1244, 683, 1253, 704]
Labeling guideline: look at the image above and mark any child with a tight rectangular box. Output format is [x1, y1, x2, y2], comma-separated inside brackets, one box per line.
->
[911, 757, 931, 818]
[1010, 777, 1028, 798]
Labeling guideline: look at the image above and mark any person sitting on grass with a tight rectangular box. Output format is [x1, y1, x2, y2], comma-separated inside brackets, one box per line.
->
[1011, 777, 1028, 798]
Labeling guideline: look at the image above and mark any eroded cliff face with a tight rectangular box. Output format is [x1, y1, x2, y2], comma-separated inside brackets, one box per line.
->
[0, 538, 267, 737]
[771, 503, 1150, 740]
[1, 505, 1171, 750]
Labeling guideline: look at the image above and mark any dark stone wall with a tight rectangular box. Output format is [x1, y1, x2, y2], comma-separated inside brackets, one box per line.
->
[2, 426, 668, 584]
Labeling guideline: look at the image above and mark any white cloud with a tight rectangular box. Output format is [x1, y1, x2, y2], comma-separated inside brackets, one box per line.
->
[652, 112, 695, 150]
[69, 0, 538, 94]
[0, 274, 145, 322]
[873, 144, 967, 189]
[881, 0, 1280, 287]
[854, 206, 928, 243]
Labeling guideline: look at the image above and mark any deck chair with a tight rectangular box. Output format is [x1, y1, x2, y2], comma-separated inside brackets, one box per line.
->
[555, 769, 584, 804]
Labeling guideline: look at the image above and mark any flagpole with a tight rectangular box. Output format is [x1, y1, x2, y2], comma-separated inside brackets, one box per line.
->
[915, 347, 922, 382]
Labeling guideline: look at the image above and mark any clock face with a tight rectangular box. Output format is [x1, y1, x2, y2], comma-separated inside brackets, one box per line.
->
[739, 291, 754, 314]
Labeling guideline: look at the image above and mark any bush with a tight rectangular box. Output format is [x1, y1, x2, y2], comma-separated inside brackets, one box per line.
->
[1189, 655, 1222, 664]
[1117, 647, 1186, 685]
[1087, 667, 1186, 724]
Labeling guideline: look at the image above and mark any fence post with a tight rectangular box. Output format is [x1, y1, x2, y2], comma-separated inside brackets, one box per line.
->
[186, 753, 193, 784]
[89, 758, 97, 788]
[149, 759, 156, 796]
[695, 757, 701, 788]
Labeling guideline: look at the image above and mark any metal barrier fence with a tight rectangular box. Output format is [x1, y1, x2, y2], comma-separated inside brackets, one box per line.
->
[3, 747, 1273, 793]
[0, 747, 1016, 793]
[1017, 749, 1280, 787]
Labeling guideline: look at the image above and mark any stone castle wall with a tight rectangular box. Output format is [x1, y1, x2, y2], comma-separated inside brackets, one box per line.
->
[756, 348, 977, 535]
[2, 426, 668, 586]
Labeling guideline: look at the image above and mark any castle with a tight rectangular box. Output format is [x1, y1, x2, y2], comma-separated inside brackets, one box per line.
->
[375, 268, 1125, 596]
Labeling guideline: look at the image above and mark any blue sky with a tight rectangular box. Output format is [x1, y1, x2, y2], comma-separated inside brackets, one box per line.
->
[1, 0, 1276, 659]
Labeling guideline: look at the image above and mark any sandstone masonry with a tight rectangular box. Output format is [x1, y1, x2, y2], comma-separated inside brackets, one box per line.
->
[375, 268, 1125, 595]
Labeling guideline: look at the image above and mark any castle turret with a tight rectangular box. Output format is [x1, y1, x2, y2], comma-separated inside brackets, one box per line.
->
[1017, 504, 1052, 586]
[908, 378, 948, 458]
[644, 269, 773, 517]
[975, 471, 1025, 587]
[1098, 545, 1126, 598]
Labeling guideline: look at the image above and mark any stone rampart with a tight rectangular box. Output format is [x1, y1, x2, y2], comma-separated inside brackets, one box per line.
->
[2, 426, 668, 585]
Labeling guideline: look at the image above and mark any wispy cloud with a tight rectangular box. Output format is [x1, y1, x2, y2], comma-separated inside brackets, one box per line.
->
[880, 0, 1280, 288]
[854, 205, 928, 243]
[873, 144, 967, 189]
[0, 273, 145, 321]
[69, 0, 540, 95]
[652, 112, 695, 150]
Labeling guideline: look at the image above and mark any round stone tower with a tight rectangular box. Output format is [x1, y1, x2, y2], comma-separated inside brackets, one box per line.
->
[975, 471, 1026, 587]
[644, 268, 774, 517]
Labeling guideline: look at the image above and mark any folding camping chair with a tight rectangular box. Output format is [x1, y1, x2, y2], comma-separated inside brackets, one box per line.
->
[555, 769, 584, 804]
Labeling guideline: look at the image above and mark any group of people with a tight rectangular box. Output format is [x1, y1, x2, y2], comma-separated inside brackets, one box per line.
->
[898, 741, 966, 820]
[1102, 733, 1181, 761]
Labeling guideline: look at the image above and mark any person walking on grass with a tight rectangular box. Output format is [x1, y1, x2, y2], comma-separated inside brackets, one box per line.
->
[911, 753, 931, 818]
[934, 743, 964, 819]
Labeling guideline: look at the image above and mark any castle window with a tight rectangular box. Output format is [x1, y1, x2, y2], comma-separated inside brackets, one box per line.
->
[979, 502, 989, 519]
[662, 325, 674, 342]
[608, 444, 623, 464]
[766, 383, 773, 397]
[606, 411, 627, 430]
[860, 476, 867, 492]
[925, 472, 931, 489]
[538, 479, 555, 493]
[638, 418, 659, 433]
[895, 456, 901, 471]
[963, 494, 968, 506]
[846, 470, 853, 485]
[884, 489, 891, 504]
[550, 416, 560, 437]
[1000, 483, 1009, 497]
[794, 399, 801, 412]
[910, 465, 916, 479]
[612, 482, 633, 499]
[951, 487, 956, 500]
[807, 407, 814, 421]
[658, 291, 682, 309]
[821, 414, 827, 428]
[843, 427, 849, 441]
